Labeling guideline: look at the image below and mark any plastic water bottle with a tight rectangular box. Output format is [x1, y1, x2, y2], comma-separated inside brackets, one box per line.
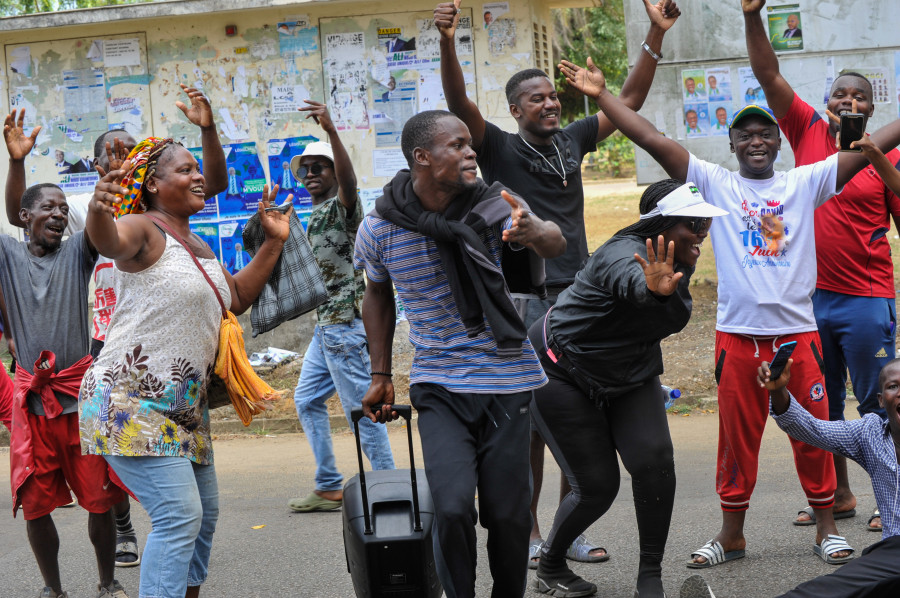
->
[662, 385, 681, 410]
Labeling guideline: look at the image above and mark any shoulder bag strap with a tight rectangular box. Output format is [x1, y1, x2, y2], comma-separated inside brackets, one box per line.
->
[144, 214, 228, 318]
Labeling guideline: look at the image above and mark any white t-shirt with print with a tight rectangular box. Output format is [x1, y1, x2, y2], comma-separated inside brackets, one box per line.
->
[66, 193, 117, 342]
[687, 154, 840, 335]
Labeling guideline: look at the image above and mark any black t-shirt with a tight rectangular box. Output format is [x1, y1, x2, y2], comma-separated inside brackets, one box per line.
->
[549, 235, 693, 389]
[477, 117, 599, 287]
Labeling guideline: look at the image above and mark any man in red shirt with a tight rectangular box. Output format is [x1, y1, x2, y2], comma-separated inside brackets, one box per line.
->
[744, 0, 900, 532]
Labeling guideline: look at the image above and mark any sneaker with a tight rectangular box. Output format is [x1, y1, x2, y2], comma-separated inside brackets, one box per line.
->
[532, 566, 597, 597]
[38, 588, 68, 598]
[680, 575, 716, 598]
[96, 580, 129, 598]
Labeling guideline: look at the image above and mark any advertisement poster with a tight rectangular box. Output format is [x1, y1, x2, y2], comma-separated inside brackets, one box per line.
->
[219, 219, 252, 275]
[706, 67, 732, 103]
[190, 222, 221, 260]
[187, 146, 219, 222]
[853, 67, 891, 104]
[767, 5, 804, 52]
[216, 142, 267, 220]
[266, 135, 318, 220]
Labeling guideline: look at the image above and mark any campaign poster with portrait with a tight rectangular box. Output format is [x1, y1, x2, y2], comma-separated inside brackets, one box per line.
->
[705, 67, 733, 103]
[738, 67, 768, 107]
[684, 103, 708, 138]
[189, 222, 221, 261]
[708, 104, 732, 136]
[187, 146, 219, 222]
[219, 219, 252, 275]
[767, 4, 804, 52]
[216, 142, 267, 220]
[681, 69, 707, 102]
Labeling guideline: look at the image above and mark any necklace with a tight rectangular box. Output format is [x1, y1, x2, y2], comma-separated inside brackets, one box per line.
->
[517, 134, 568, 187]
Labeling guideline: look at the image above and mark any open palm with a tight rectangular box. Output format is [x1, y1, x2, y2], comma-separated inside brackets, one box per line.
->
[634, 236, 683, 296]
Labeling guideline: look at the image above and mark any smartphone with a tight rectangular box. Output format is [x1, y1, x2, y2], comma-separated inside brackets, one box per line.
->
[768, 341, 797, 381]
[839, 113, 866, 152]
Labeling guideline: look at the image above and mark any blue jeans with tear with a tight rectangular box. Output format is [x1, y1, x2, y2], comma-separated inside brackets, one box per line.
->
[293, 318, 395, 491]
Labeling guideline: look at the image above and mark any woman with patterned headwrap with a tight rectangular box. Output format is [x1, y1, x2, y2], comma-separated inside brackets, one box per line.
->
[78, 137, 291, 598]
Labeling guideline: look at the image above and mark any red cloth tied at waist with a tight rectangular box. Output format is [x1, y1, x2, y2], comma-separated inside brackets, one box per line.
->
[14, 351, 93, 418]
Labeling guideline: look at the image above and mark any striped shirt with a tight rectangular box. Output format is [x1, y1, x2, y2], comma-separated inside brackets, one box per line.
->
[772, 395, 900, 539]
[354, 214, 547, 394]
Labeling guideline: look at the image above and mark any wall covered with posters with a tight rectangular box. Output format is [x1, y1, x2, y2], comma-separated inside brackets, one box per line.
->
[622, 0, 900, 184]
[0, 0, 555, 265]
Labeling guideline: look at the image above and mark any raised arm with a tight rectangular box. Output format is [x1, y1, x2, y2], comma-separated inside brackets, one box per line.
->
[3, 109, 41, 228]
[836, 119, 900, 189]
[360, 277, 398, 423]
[175, 84, 227, 198]
[86, 161, 153, 261]
[436, 1, 487, 150]
[596, 0, 681, 142]
[849, 135, 900, 198]
[299, 100, 358, 211]
[561, 59, 690, 181]
[743, 0, 795, 117]
[225, 185, 289, 314]
[500, 190, 566, 258]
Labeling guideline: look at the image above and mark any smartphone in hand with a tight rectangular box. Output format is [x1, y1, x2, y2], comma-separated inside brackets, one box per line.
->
[768, 341, 798, 381]
[839, 113, 865, 152]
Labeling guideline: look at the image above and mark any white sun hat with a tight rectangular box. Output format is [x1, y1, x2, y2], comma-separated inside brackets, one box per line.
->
[639, 182, 729, 220]
[289, 141, 334, 182]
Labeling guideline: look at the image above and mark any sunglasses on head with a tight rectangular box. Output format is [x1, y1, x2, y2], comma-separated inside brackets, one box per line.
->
[684, 217, 712, 234]
[296, 162, 329, 179]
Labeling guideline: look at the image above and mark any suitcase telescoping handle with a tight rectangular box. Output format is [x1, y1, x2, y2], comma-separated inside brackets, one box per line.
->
[351, 404, 422, 535]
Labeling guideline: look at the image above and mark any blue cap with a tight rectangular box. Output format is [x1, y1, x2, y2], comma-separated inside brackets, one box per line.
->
[729, 104, 777, 129]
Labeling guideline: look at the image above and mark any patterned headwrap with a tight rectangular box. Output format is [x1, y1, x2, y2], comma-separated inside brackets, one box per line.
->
[114, 137, 176, 218]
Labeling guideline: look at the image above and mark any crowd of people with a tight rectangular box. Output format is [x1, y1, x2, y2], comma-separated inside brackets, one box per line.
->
[3, 0, 900, 597]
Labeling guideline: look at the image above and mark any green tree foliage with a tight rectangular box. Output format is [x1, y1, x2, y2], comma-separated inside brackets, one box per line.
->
[552, 2, 628, 122]
[552, 3, 633, 177]
[1, 0, 152, 17]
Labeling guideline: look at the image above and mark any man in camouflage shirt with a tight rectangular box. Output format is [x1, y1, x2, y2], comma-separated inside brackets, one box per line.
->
[288, 100, 395, 513]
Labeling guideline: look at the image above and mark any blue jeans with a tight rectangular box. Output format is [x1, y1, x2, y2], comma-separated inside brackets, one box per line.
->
[105, 456, 218, 598]
[294, 318, 394, 491]
[813, 289, 896, 420]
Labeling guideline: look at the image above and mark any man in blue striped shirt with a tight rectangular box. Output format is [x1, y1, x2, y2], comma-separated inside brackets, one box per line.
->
[354, 110, 565, 598]
[759, 358, 900, 596]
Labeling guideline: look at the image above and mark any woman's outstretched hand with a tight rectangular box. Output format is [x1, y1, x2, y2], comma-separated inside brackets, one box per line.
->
[257, 184, 291, 243]
[634, 235, 682, 296]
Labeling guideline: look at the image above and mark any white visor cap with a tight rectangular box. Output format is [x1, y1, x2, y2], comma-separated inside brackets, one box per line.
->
[639, 182, 729, 220]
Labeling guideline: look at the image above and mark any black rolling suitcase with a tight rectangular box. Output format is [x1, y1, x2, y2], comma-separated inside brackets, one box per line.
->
[343, 405, 442, 598]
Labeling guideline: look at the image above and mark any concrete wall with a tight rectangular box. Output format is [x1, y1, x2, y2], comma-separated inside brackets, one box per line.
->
[621, 0, 900, 183]
[0, 0, 558, 352]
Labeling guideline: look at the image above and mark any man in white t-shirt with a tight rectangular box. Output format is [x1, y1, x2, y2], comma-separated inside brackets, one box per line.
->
[2, 86, 227, 568]
[557, 58, 900, 569]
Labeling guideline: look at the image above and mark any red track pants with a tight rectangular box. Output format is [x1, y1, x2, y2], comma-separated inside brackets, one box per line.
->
[714, 330, 836, 512]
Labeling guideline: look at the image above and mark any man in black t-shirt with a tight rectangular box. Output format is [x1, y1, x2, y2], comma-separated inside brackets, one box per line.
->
[434, 0, 682, 569]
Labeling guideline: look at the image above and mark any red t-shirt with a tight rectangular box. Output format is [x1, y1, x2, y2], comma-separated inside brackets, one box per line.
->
[778, 94, 900, 298]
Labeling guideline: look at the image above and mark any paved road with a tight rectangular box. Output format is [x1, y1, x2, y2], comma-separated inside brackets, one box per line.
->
[1, 410, 877, 597]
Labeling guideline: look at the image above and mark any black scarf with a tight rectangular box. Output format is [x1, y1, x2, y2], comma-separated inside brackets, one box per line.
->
[375, 170, 527, 357]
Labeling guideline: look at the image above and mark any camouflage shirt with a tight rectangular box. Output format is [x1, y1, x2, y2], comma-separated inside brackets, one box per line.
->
[307, 194, 365, 325]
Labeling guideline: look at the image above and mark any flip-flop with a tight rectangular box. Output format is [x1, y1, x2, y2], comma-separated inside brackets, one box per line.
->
[565, 533, 609, 563]
[867, 508, 882, 532]
[115, 534, 141, 567]
[793, 505, 856, 526]
[528, 538, 544, 570]
[288, 492, 342, 513]
[813, 534, 855, 565]
[686, 540, 745, 569]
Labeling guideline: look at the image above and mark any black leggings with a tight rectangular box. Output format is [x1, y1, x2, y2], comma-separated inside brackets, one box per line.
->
[530, 349, 675, 596]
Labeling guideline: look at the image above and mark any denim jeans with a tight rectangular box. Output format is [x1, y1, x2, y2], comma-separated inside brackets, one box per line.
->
[105, 456, 218, 598]
[294, 318, 395, 491]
